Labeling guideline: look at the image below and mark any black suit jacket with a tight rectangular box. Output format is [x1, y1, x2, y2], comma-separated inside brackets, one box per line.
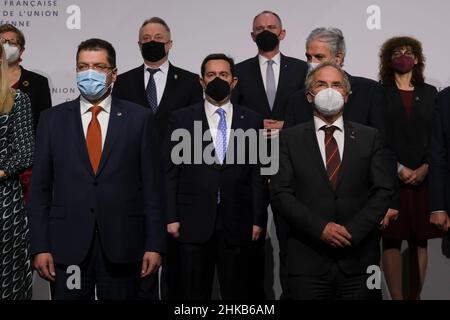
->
[165, 102, 268, 245]
[112, 63, 203, 142]
[232, 54, 308, 120]
[284, 74, 386, 135]
[270, 120, 395, 275]
[384, 83, 437, 170]
[17, 66, 52, 130]
[28, 96, 166, 265]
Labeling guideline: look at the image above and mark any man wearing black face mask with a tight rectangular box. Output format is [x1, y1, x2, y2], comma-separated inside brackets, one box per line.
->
[112, 17, 203, 301]
[165, 54, 267, 300]
[231, 10, 308, 299]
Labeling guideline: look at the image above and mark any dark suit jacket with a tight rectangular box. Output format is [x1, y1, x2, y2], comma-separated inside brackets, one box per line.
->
[17, 66, 52, 130]
[384, 83, 437, 170]
[28, 96, 166, 265]
[112, 63, 203, 142]
[284, 74, 386, 135]
[232, 54, 308, 120]
[165, 102, 267, 245]
[270, 120, 395, 275]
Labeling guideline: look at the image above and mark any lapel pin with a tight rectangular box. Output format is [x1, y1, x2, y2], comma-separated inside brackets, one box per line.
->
[240, 115, 244, 119]
[415, 96, 420, 101]
[350, 130, 356, 139]
[22, 80, 29, 87]
[174, 74, 178, 80]
[117, 112, 122, 117]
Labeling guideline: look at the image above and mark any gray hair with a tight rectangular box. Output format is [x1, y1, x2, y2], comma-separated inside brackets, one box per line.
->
[305, 61, 351, 94]
[306, 27, 346, 64]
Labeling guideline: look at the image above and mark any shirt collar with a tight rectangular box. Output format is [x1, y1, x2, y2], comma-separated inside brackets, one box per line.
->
[258, 52, 281, 67]
[144, 59, 169, 74]
[80, 94, 112, 115]
[204, 99, 232, 118]
[313, 115, 344, 133]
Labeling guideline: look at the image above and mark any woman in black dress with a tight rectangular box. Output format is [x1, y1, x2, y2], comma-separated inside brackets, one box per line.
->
[379, 36, 441, 300]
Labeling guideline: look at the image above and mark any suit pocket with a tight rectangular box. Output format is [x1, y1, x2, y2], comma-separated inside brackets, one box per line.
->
[48, 206, 66, 219]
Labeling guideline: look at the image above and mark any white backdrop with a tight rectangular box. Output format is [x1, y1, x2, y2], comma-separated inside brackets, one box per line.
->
[3, 0, 449, 299]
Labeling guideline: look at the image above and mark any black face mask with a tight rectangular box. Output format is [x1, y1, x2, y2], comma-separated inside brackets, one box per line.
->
[141, 41, 167, 62]
[255, 30, 280, 52]
[205, 77, 231, 102]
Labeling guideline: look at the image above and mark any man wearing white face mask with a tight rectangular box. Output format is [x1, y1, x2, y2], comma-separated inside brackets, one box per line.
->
[270, 62, 395, 299]
[29, 38, 166, 300]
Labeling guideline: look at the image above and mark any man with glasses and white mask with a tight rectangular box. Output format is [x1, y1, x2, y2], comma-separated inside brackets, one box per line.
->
[271, 62, 395, 300]
[29, 38, 166, 300]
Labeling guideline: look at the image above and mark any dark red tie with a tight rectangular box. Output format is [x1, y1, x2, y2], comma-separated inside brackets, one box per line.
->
[86, 106, 102, 174]
[321, 125, 341, 190]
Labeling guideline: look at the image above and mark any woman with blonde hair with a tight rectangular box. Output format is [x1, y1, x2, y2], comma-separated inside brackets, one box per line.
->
[0, 42, 34, 299]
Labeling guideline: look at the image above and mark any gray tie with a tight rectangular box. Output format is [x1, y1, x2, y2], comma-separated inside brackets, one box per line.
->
[266, 60, 276, 110]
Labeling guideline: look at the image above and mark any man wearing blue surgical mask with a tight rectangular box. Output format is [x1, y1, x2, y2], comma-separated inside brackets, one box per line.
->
[29, 38, 166, 300]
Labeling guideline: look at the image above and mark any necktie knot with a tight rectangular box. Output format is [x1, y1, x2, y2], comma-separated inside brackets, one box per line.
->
[147, 67, 160, 76]
[89, 105, 102, 117]
[216, 108, 226, 118]
[321, 125, 338, 136]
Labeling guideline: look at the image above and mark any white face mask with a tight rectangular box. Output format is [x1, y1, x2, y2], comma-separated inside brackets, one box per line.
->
[307, 61, 320, 73]
[310, 88, 344, 116]
[3, 43, 20, 63]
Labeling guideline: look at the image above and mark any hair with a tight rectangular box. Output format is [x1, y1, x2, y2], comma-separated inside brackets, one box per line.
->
[305, 61, 351, 93]
[76, 38, 116, 68]
[141, 17, 171, 36]
[378, 36, 425, 85]
[306, 27, 346, 65]
[252, 10, 283, 29]
[0, 45, 15, 114]
[0, 23, 25, 49]
[201, 53, 235, 77]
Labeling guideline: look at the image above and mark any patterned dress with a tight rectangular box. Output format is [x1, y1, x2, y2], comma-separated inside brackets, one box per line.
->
[0, 90, 34, 300]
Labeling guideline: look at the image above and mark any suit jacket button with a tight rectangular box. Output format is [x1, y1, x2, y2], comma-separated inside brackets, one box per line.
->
[90, 208, 95, 213]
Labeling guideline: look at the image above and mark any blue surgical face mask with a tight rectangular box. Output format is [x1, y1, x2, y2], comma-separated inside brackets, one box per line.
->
[76, 69, 111, 101]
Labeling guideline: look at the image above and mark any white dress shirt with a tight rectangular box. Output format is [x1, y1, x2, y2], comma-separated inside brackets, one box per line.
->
[143, 59, 169, 106]
[259, 52, 281, 91]
[80, 95, 111, 148]
[314, 115, 345, 169]
[204, 100, 233, 150]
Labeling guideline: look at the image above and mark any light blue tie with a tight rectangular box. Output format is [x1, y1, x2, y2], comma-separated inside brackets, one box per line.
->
[216, 108, 227, 204]
[216, 108, 227, 164]
[266, 60, 276, 110]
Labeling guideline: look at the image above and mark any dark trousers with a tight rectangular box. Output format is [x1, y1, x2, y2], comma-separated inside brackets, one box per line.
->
[179, 232, 247, 300]
[273, 209, 290, 299]
[51, 232, 140, 300]
[289, 263, 381, 300]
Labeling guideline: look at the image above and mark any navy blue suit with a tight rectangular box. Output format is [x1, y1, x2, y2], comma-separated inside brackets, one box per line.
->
[28, 96, 166, 294]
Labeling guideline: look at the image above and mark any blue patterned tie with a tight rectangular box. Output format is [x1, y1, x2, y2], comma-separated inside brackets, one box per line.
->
[216, 108, 227, 164]
[146, 68, 160, 113]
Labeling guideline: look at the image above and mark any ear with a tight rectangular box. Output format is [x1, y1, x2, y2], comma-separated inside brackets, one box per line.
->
[199, 78, 206, 90]
[111, 68, 118, 83]
[278, 29, 286, 41]
[251, 31, 256, 42]
[230, 76, 238, 89]
[166, 40, 173, 51]
[335, 52, 344, 66]
[343, 92, 349, 103]
[306, 91, 314, 104]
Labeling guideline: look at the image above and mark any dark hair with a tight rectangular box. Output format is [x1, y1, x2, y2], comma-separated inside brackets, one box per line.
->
[0, 23, 25, 48]
[141, 17, 171, 33]
[379, 36, 425, 85]
[76, 38, 116, 68]
[201, 53, 235, 77]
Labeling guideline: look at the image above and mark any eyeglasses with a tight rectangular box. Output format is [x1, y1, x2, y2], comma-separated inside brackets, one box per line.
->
[0, 38, 19, 46]
[76, 64, 114, 73]
[312, 81, 345, 91]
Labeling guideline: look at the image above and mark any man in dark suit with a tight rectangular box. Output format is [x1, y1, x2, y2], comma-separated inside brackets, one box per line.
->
[231, 10, 308, 299]
[29, 38, 166, 300]
[430, 87, 450, 255]
[166, 54, 267, 299]
[112, 17, 203, 142]
[271, 62, 395, 299]
[112, 17, 203, 300]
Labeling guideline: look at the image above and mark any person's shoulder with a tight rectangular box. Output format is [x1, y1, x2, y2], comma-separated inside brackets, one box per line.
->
[116, 65, 143, 80]
[113, 96, 151, 115]
[281, 121, 312, 139]
[172, 102, 203, 118]
[235, 56, 258, 69]
[346, 120, 378, 138]
[21, 67, 49, 83]
[419, 82, 438, 93]
[233, 104, 263, 122]
[349, 74, 379, 87]
[169, 64, 200, 81]
[281, 54, 307, 67]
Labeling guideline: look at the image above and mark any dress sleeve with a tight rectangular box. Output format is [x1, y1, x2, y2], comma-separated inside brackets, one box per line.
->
[2, 90, 35, 177]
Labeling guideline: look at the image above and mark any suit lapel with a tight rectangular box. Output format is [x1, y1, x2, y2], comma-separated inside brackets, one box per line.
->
[96, 98, 125, 176]
[250, 56, 271, 113]
[272, 54, 288, 114]
[304, 122, 332, 190]
[335, 122, 357, 191]
[221, 105, 246, 169]
[135, 65, 149, 108]
[69, 97, 95, 177]
[157, 63, 176, 115]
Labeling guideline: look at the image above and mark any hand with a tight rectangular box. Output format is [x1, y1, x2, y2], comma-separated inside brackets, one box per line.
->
[320, 222, 352, 248]
[167, 222, 180, 238]
[33, 253, 56, 282]
[252, 225, 263, 241]
[263, 119, 284, 139]
[380, 208, 399, 229]
[413, 164, 429, 184]
[430, 211, 449, 232]
[398, 166, 414, 183]
[141, 251, 161, 278]
[0, 170, 6, 181]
